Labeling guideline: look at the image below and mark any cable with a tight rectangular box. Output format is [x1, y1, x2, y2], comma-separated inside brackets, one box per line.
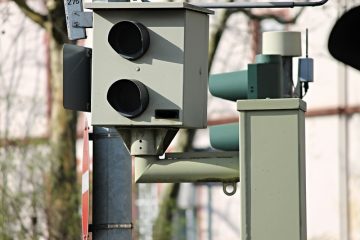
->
[303, 82, 309, 98]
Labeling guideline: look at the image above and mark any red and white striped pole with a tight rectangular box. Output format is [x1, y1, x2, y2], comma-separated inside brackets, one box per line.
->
[82, 119, 90, 240]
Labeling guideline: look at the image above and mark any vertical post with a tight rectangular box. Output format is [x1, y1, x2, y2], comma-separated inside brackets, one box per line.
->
[91, 0, 131, 236]
[238, 98, 307, 240]
[338, 3, 350, 240]
[92, 127, 132, 240]
[207, 184, 213, 240]
[338, 49, 350, 240]
[185, 184, 196, 240]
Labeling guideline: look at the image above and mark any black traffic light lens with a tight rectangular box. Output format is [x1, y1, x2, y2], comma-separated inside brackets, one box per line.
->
[108, 21, 150, 60]
[107, 79, 149, 118]
[328, 6, 360, 71]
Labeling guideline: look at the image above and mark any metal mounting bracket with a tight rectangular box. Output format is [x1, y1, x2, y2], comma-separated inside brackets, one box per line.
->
[89, 223, 133, 232]
[64, 0, 93, 40]
[72, 12, 93, 28]
[194, 0, 328, 9]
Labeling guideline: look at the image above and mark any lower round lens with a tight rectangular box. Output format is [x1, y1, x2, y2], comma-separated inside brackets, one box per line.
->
[107, 79, 149, 118]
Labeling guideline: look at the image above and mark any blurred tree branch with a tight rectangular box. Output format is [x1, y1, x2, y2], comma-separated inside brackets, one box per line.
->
[12, 0, 47, 28]
[6, 0, 80, 238]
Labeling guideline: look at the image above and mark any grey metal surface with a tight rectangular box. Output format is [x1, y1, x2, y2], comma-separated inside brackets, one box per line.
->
[63, 44, 92, 112]
[92, 127, 132, 240]
[90, 4, 210, 128]
[85, 2, 214, 14]
[237, 98, 306, 111]
[64, 0, 87, 40]
[134, 152, 239, 183]
[108, 0, 130, 2]
[117, 128, 178, 156]
[72, 11, 93, 28]
[183, 9, 209, 127]
[262, 32, 302, 57]
[238, 98, 307, 240]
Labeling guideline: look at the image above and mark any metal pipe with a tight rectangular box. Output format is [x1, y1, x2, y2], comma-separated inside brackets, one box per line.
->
[194, 0, 328, 9]
[92, 127, 132, 240]
[134, 152, 239, 183]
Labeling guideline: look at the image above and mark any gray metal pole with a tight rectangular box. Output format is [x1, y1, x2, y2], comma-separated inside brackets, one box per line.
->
[92, 127, 132, 240]
[90, 0, 131, 233]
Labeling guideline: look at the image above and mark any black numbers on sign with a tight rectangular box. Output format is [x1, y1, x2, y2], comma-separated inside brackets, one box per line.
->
[67, 0, 80, 5]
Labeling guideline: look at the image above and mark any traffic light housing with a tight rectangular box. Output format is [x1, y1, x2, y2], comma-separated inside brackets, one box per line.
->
[209, 54, 283, 151]
[85, 2, 212, 129]
[209, 54, 283, 101]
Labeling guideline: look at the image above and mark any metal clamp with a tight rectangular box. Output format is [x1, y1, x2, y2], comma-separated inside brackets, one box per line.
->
[64, 0, 92, 40]
[89, 130, 122, 141]
[223, 182, 237, 196]
[72, 12, 93, 28]
[89, 223, 133, 232]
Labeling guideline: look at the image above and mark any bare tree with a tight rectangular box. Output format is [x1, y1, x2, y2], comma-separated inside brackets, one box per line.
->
[0, 0, 80, 238]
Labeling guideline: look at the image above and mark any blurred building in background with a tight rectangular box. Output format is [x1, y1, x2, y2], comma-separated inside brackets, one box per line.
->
[1, 0, 360, 239]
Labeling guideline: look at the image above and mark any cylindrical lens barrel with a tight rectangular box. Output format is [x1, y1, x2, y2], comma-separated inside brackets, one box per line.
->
[107, 79, 149, 118]
[108, 21, 150, 60]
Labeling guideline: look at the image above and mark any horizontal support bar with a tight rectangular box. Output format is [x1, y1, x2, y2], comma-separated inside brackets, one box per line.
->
[194, 0, 328, 9]
[135, 152, 239, 183]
